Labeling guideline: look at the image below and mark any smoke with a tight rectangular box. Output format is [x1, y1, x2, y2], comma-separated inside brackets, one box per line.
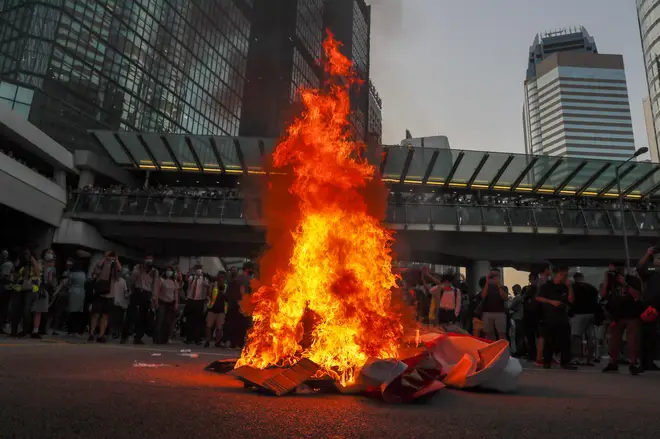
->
[365, 0, 403, 39]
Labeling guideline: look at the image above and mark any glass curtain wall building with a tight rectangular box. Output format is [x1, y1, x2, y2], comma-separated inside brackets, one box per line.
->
[240, 0, 371, 142]
[523, 28, 635, 161]
[637, 0, 660, 161]
[0, 0, 251, 157]
[323, 0, 371, 142]
[239, 0, 324, 138]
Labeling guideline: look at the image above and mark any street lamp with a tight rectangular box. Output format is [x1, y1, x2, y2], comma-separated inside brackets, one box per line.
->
[617, 147, 648, 273]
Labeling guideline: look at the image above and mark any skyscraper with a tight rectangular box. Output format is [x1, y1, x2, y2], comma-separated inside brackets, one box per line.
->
[240, 0, 371, 141]
[0, 0, 251, 159]
[522, 27, 635, 161]
[239, 0, 324, 139]
[637, 0, 660, 161]
[368, 79, 382, 143]
[324, 0, 371, 142]
[643, 97, 660, 162]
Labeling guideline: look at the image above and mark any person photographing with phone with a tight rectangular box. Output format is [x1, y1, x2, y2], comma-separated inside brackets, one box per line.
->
[535, 266, 577, 370]
[600, 264, 644, 375]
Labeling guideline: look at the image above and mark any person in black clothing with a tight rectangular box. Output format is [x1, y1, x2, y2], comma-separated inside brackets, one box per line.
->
[570, 272, 599, 365]
[222, 267, 246, 349]
[522, 273, 542, 362]
[636, 247, 660, 372]
[205, 270, 227, 348]
[536, 266, 577, 370]
[600, 268, 644, 375]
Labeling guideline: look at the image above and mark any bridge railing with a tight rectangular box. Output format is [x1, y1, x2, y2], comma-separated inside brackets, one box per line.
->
[65, 192, 660, 235]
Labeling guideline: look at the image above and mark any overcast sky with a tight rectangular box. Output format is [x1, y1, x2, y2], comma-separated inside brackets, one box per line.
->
[367, 0, 648, 157]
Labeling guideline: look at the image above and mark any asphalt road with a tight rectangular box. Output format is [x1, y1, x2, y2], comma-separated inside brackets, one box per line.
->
[1, 337, 660, 439]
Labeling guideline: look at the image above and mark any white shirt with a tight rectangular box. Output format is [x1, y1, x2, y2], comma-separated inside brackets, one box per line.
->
[112, 277, 129, 309]
[431, 285, 462, 316]
[187, 275, 208, 300]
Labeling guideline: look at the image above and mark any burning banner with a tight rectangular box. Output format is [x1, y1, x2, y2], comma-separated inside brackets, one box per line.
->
[236, 31, 403, 386]
[229, 32, 521, 401]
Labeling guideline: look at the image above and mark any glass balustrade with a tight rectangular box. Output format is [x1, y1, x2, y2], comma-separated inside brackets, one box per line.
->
[65, 193, 660, 234]
[482, 207, 509, 227]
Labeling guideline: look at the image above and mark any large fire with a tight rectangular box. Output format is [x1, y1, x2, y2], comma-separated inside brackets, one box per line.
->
[236, 32, 404, 385]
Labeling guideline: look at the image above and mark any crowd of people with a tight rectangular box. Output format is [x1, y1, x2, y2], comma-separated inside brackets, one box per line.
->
[0, 249, 255, 349]
[2, 242, 659, 374]
[390, 191, 657, 211]
[74, 185, 243, 200]
[399, 250, 660, 374]
[1, 148, 56, 182]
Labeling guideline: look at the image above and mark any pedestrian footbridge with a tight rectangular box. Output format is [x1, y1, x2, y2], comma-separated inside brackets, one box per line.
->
[63, 192, 660, 265]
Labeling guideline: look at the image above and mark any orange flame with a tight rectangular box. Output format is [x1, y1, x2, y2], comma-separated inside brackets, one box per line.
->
[236, 31, 403, 385]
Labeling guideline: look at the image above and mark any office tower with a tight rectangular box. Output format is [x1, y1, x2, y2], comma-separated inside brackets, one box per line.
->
[323, 0, 371, 142]
[0, 0, 251, 158]
[240, 0, 372, 142]
[637, 1, 660, 162]
[239, 0, 324, 139]
[643, 97, 660, 162]
[368, 79, 382, 143]
[522, 27, 634, 160]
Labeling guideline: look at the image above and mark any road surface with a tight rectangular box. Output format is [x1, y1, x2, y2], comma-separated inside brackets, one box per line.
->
[1, 337, 659, 439]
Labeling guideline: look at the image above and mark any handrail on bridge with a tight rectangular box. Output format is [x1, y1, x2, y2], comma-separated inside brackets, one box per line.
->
[64, 192, 660, 235]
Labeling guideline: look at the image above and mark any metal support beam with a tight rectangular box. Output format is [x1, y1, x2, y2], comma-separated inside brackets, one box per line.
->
[489, 155, 514, 190]
[233, 138, 248, 175]
[623, 166, 660, 196]
[642, 180, 660, 198]
[467, 154, 490, 188]
[112, 133, 139, 168]
[533, 159, 563, 193]
[184, 136, 204, 171]
[421, 150, 440, 185]
[157, 135, 182, 170]
[208, 137, 226, 173]
[379, 147, 390, 177]
[444, 151, 465, 188]
[598, 163, 636, 196]
[576, 163, 611, 196]
[553, 160, 587, 195]
[398, 148, 415, 184]
[510, 157, 538, 192]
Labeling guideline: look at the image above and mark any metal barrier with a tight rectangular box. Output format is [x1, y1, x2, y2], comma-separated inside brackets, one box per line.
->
[65, 192, 660, 235]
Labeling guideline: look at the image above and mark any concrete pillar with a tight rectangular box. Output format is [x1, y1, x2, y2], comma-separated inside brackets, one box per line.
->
[466, 260, 490, 295]
[78, 170, 95, 189]
[54, 170, 66, 189]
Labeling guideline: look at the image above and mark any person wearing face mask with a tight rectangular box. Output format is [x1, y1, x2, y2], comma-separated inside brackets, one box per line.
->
[0, 249, 13, 334]
[122, 255, 157, 345]
[66, 258, 87, 336]
[9, 248, 40, 337]
[153, 266, 179, 344]
[205, 270, 227, 348]
[427, 271, 462, 327]
[110, 267, 130, 339]
[49, 257, 74, 335]
[89, 251, 122, 342]
[184, 264, 209, 345]
[26, 248, 55, 338]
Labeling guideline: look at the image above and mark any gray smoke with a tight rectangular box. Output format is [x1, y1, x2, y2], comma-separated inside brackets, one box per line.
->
[365, 0, 403, 39]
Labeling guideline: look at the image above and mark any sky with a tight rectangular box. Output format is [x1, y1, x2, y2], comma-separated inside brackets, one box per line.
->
[367, 0, 649, 157]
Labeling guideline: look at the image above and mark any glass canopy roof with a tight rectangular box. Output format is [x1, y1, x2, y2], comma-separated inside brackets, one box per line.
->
[90, 131, 660, 200]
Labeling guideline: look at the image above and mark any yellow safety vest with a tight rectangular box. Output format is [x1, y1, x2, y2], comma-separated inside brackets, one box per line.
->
[12, 266, 39, 293]
[208, 282, 228, 313]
